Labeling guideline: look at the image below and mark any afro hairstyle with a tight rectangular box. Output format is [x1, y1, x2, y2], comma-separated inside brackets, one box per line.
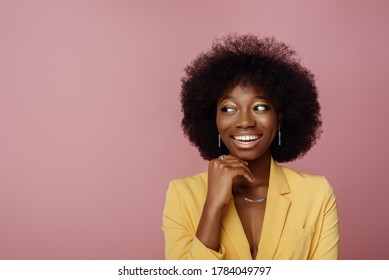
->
[180, 33, 322, 162]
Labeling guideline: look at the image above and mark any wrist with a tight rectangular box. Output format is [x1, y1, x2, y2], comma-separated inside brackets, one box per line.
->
[203, 199, 226, 214]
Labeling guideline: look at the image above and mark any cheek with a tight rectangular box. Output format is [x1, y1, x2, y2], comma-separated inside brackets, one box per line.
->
[258, 114, 278, 129]
[216, 114, 231, 132]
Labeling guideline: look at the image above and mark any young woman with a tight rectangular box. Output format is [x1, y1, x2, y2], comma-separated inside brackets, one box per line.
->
[162, 34, 339, 260]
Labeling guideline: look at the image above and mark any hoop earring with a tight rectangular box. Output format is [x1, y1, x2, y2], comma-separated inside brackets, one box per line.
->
[278, 127, 281, 146]
[218, 134, 221, 148]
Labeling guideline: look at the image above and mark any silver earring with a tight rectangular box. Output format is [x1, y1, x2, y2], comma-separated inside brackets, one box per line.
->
[278, 127, 281, 146]
[218, 134, 221, 148]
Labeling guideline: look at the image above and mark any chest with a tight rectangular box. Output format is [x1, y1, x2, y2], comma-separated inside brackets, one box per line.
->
[233, 196, 266, 259]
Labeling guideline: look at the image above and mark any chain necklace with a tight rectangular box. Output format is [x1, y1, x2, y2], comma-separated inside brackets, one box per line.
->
[233, 183, 266, 203]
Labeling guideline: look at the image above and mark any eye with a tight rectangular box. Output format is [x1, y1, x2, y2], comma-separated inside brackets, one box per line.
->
[253, 104, 269, 111]
[220, 105, 236, 113]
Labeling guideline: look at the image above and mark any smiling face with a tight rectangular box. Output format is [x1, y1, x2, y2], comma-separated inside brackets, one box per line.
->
[216, 85, 279, 162]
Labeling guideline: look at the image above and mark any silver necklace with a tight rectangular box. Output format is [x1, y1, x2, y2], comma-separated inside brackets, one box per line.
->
[233, 183, 266, 203]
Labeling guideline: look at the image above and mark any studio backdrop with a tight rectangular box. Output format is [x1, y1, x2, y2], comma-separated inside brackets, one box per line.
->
[0, 0, 388, 259]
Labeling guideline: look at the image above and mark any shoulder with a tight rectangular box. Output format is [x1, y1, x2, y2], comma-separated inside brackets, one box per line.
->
[281, 165, 330, 186]
[166, 172, 208, 207]
[169, 172, 208, 190]
[279, 165, 335, 200]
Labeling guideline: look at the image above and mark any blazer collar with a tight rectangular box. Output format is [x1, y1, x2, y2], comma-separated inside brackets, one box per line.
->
[221, 158, 291, 259]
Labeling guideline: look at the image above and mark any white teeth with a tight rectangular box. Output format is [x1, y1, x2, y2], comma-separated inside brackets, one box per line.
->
[233, 135, 260, 141]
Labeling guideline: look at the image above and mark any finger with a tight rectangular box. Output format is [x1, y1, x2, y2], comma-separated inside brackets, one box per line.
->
[217, 160, 254, 181]
[222, 163, 254, 182]
[218, 155, 248, 166]
[223, 161, 252, 173]
[211, 157, 254, 182]
[229, 166, 255, 183]
[224, 154, 249, 166]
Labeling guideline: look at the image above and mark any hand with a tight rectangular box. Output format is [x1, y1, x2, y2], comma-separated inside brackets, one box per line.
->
[206, 154, 254, 208]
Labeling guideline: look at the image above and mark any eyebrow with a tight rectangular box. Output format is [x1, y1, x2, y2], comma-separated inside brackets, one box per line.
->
[218, 95, 270, 103]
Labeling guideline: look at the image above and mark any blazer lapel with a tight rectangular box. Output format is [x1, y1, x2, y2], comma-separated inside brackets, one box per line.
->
[221, 197, 252, 259]
[257, 159, 291, 259]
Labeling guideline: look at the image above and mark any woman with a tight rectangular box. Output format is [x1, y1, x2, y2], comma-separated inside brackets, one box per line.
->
[162, 34, 339, 260]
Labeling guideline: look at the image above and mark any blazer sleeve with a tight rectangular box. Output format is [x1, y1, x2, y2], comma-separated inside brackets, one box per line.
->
[310, 177, 339, 259]
[162, 180, 225, 260]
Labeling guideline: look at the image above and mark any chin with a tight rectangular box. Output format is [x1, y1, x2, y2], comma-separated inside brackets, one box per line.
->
[230, 151, 262, 162]
[229, 147, 272, 162]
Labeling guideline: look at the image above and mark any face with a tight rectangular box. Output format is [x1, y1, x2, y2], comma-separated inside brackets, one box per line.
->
[216, 85, 279, 162]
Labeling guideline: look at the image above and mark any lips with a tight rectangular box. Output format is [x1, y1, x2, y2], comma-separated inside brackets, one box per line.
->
[231, 134, 261, 147]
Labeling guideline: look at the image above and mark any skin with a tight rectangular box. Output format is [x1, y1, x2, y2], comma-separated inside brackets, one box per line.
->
[196, 84, 281, 259]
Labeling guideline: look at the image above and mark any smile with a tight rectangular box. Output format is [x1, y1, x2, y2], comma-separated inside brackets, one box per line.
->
[232, 135, 261, 146]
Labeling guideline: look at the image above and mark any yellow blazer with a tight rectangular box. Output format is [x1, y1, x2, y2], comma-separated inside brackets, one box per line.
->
[162, 158, 339, 260]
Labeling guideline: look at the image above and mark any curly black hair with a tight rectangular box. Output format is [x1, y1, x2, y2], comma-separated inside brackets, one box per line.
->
[180, 33, 322, 163]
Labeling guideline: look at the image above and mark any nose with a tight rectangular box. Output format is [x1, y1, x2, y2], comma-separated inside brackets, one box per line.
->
[236, 110, 256, 128]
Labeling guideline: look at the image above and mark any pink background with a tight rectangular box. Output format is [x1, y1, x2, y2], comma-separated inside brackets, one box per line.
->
[0, 0, 388, 260]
